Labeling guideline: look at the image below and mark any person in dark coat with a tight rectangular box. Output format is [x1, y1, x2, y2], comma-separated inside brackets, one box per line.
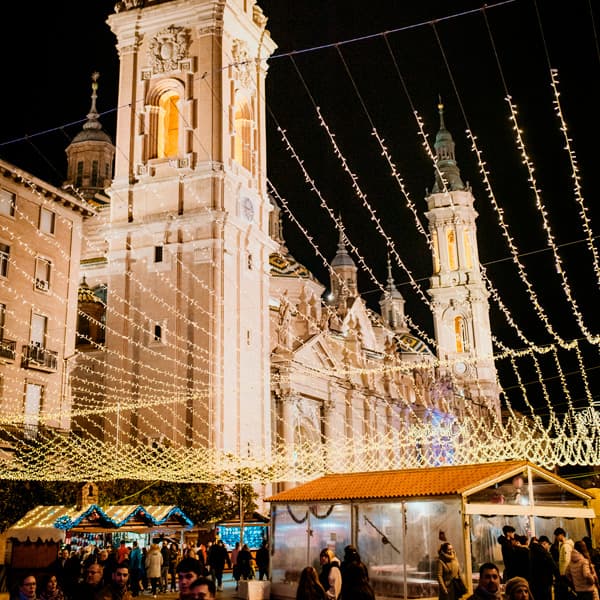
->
[339, 562, 375, 600]
[207, 540, 231, 590]
[72, 562, 105, 600]
[529, 536, 559, 600]
[236, 544, 254, 581]
[465, 563, 502, 600]
[497, 525, 517, 582]
[511, 535, 531, 580]
[255, 541, 270, 581]
[340, 545, 368, 582]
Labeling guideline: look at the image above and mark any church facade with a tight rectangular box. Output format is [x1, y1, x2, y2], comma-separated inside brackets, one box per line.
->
[1, 0, 501, 489]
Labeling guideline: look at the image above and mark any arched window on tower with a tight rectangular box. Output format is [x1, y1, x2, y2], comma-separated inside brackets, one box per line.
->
[158, 90, 180, 158]
[146, 79, 185, 161]
[234, 98, 252, 171]
[447, 229, 458, 271]
[454, 315, 469, 353]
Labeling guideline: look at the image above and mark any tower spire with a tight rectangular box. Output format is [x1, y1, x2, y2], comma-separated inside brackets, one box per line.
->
[64, 72, 114, 202]
[83, 72, 102, 133]
[330, 223, 358, 301]
[432, 100, 465, 193]
[379, 255, 406, 332]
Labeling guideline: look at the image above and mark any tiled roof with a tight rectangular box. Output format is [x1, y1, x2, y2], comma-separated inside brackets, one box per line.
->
[265, 460, 585, 503]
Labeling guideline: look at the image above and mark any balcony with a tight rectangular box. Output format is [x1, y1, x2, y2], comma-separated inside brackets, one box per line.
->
[22, 343, 58, 372]
[0, 338, 16, 361]
[35, 278, 49, 291]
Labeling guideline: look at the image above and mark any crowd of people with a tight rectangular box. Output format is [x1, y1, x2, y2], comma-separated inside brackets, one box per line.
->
[295, 545, 374, 600]
[9, 529, 600, 600]
[294, 530, 600, 600]
[8, 538, 268, 600]
[496, 526, 600, 600]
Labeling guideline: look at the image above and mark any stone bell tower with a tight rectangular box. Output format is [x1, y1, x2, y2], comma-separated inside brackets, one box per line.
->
[425, 103, 500, 419]
[79, 0, 277, 460]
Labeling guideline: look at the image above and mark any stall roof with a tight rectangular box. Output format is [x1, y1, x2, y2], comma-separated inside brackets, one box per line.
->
[5, 504, 194, 542]
[265, 460, 591, 503]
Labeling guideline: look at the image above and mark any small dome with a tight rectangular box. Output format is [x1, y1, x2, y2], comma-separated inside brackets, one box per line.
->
[71, 128, 113, 144]
[270, 249, 313, 279]
[78, 279, 103, 304]
[393, 332, 433, 355]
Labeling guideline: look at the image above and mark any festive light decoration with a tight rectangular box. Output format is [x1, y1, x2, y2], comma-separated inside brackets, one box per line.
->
[0, 1, 598, 483]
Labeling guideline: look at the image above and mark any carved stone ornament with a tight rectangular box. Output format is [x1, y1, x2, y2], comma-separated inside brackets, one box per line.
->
[231, 39, 253, 89]
[114, 0, 144, 12]
[149, 25, 190, 74]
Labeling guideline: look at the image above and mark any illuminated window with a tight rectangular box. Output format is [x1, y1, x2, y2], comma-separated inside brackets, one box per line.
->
[432, 230, 440, 274]
[447, 229, 457, 271]
[158, 90, 180, 158]
[234, 99, 252, 170]
[34, 257, 51, 291]
[463, 230, 473, 270]
[39, 207, 55, 235]
[24, 382, 43, 439]
[0, 189, 15, 217]
[454, 316, 469, 353]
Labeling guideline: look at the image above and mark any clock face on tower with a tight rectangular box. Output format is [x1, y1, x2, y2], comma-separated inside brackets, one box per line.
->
[242, 197, 254, 222]
[453, 361, 467, 375]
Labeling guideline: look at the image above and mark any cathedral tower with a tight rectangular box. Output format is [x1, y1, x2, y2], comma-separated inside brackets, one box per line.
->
[425, 103, 500, 418]
[79, 0, 277, 459]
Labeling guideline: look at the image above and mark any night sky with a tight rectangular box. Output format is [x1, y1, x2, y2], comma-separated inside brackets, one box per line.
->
[1, 1, 599, 423]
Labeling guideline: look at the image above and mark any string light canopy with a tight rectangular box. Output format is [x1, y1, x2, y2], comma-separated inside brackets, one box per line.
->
[0, 1, 598, 483]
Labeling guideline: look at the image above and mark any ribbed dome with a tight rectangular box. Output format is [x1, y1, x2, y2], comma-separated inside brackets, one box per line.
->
[78, 279, 103, 304]
[71, 128, 113, 144]
[270, 249, 313, 279]
[394, 332, 432, 355]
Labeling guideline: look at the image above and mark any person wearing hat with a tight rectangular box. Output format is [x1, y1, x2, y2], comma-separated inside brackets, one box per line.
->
[505, 577, 534, 600]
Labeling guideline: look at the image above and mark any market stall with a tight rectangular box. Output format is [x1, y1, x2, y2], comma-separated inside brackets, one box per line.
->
[266, 460, 595, 600]
[2, 483, 193, 589]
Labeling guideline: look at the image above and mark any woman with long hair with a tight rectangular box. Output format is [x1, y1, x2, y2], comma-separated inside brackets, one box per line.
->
[565, 540, 598, 600]
[296, 566, 327, 600]
[437, 542, 466, 600]
[38, 574, 65, 600]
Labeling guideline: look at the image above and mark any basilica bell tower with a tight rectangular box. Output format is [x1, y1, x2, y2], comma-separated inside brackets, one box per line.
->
[82, 0, 278, 458]
[425, 103, 500, 419]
